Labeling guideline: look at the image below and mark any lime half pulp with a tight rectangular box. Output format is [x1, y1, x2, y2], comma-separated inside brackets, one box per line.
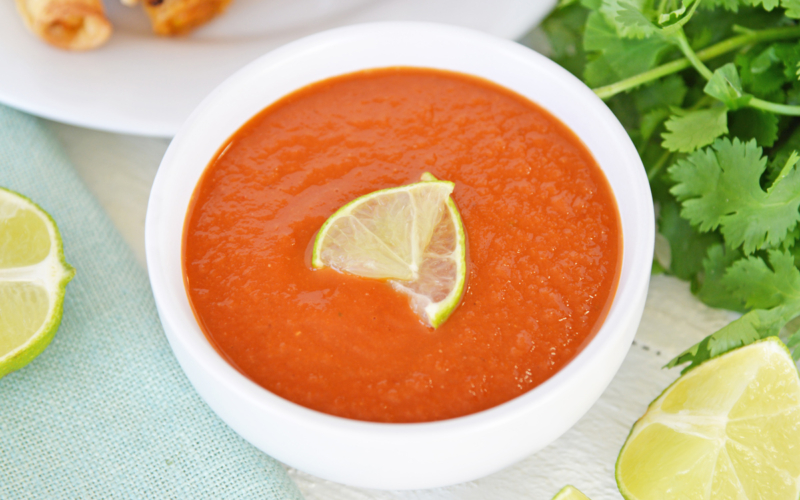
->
[312, 173, 466, 328]
[616, 337, 800, 499]
[0, 187, 74, 378]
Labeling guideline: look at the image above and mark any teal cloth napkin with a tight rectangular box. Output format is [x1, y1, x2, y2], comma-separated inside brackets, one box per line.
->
[0, 105, 305, 499]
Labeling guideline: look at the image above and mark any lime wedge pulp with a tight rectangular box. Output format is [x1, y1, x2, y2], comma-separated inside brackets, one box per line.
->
[312, 172, 467, 328]
[616, 337, 800, 499]
[0, 187, 74, 378]
[552, 485, 591, 500]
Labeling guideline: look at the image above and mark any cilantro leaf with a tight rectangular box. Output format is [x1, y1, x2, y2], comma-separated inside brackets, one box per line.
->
[749, 0, 781, 11]
[633, 76, 688, 145]
[701, 0, 741, 11]
[728, 108, 779, 147]
[772, 150, 800, 187]
[658, 0, 704, 35]
[605, 92, 642, 136]
[659, 1, 689, 25]
[538, 0, 800, 372]
[773, 42, 800, 81]
[661, 107, 728, 153]
[583, 12, 672, 86]
[600, 0, 659, 39]
[694, 243, 747, 311]
[787, 324, 800, 360]
[665, 309, 784, 373]
[704, 63, 752, 110]
[723, 249, 800, 309]
[782, 0, 800, 18]
[751, 45, 781, 74]
[767, 123, 800, 183]
[658, 198, 723, 281]
[793, 239, 800, 266]
[688, 6, 786, 47]
[669, 137, 800, 254]
[633, 75, 688, 113]
[707, 312, 769, 357]
[584, 10, 627, 50]
[584, 55, 619, 87]
[737, 46, 789, 98]
[640, 108, 670, 145]
[783, 222, 800, 251]
[539, 3, 591, 78]
[667, 249, 800, 371]
[658, 0, 695, 26]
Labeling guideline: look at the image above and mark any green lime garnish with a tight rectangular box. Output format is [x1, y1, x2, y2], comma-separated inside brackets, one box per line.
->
[312, 172, 466, 328]
[0, 187, 74, 378]
[616, 337, 800, 499]
[552, 485, 591, 500]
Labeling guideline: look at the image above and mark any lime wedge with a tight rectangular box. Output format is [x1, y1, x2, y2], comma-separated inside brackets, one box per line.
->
[616, 337, 800, 499]
[552, 485, 591, 500]
[0, 187, 75, 378]
[312, 172, 466, 328]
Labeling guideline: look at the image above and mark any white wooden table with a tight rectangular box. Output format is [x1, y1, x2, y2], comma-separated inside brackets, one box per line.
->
[45, 120, 740, 500]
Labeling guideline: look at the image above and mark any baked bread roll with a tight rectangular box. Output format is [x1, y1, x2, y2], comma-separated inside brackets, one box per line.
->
[138, 0, 233, 36]
[14, 0, 112, 50]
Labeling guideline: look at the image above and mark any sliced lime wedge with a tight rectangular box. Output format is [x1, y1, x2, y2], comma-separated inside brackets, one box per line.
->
[616, 337, 800, 499]
[552, 485, 591, 500]
[0, 187, 75, 378]
[312, 173, 466, 328]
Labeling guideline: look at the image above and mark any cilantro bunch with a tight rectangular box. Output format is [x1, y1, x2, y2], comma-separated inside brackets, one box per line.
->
[539, 0, 800, 371]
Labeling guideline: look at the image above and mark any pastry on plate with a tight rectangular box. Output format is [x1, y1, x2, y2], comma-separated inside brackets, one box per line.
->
[133, 0, 233, 36]
[14, 0, 112, 50]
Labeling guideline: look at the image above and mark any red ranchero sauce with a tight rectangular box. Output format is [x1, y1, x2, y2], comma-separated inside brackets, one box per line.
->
[183, 68, 621, 423]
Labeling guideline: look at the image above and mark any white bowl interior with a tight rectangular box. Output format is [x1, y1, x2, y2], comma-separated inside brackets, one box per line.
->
[145, 22, 654, 490]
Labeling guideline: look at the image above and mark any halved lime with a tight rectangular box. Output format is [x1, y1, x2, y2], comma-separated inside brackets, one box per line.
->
[0, 187, 75, 378]
[552, 485, 591, 500]
[616, 337, 800, 499]
[312, 172, 466, 328]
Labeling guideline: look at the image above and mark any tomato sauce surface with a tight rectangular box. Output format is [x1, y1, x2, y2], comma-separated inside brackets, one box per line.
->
[184, 68, 621, 423]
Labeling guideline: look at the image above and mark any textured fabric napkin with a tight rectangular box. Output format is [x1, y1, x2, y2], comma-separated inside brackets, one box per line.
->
[0, 105, 304, 499]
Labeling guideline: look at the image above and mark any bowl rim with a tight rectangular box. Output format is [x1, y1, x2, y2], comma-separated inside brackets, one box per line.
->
[146, 19, 653, 453]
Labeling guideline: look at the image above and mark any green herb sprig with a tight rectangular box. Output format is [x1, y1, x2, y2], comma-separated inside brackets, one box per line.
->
[540, 0, 800, 372]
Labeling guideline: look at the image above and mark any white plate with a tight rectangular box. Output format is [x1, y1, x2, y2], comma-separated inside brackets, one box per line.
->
[0, 0, 556, 137]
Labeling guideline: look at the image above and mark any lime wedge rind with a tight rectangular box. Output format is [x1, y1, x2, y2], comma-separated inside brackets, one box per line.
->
[0, 187, 74, 378]
[412, 171, 466, 328]
[615, 337, 800, 500]
[0, 279, 69, 378]
[390, 190, 467, 328]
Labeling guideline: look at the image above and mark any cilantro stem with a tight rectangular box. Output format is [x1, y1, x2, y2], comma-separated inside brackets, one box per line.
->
[647, 150, 672, 181]
[663, 0, 702, 33]
[673, 30, 714, 79]
[593, 25, 800, 99]
[674, 28, 800, 116]
[748, 98, 800, 116]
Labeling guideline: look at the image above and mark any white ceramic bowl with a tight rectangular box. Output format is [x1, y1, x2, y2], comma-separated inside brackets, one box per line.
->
[145, 22, 654, 490]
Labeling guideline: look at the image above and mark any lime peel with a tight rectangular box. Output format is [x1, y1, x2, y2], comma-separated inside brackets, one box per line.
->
[0, 187, 75, 378]
[311, 173, 467, 328]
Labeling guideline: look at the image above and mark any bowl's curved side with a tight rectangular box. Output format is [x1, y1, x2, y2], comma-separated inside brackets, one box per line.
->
[155, 288, 648, 489]
[145, 22, 654, 490]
